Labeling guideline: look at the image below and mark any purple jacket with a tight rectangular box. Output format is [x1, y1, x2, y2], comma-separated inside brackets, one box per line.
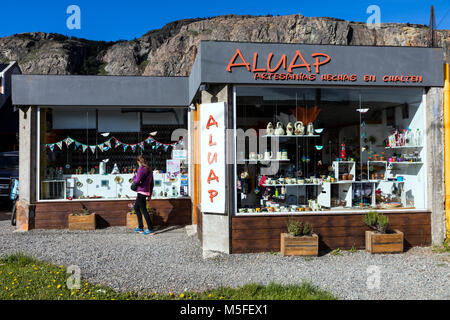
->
[133, 166, 154, 196]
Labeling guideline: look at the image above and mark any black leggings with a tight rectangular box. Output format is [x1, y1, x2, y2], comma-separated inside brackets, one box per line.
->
[134, 193, 153, 230]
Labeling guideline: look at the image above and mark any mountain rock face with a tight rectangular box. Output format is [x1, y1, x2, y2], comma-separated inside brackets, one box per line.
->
[0, 14, 449, 76]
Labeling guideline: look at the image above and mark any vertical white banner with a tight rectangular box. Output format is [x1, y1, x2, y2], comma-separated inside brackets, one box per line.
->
[200, 102, 226, 213]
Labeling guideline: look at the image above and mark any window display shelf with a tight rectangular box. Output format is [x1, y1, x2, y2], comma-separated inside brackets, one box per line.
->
[261, 135, 320, 138]
[327, 181, 355, 184]
[235, 208, 425, 216]
[389, 162, 423, 165]
[263, 183, 322, 187]
[385, 145, 423, 149]
[239, 159, 291, 162]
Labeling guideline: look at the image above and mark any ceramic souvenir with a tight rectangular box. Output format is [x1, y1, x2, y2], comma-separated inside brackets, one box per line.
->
[294, 121, 305, 135]
[274, 122, 285, 136]
[286, 122, 294, 136]
[307, 122, 314, 135]
[266, 122, 274, 135]
[264, 150, 272, 160]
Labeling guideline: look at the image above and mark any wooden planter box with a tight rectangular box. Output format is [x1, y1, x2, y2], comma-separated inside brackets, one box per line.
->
[280, 233, 319, 256]
[126, 212, 149, 230]
[365, 229, 404, 253]
[68, 213, 96, 230]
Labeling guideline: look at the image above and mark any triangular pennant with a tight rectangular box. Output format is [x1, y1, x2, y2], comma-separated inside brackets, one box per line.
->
[74, 141, 81, 150]
[49, 144, 55, 151]
[139, 142, 144, 150]
[89, 145, 96, 154]
[164, 145, 169, 152]
[82, 145, 88, 152]
[56, 141, 63, 150]
[97, 143, 104, 152]
[65, 137, 74, 147]
[131, 144, 137, 152]
[123, 144, 129, 151]
[104, 140, 111, 148]
[103, 145, 110, 152]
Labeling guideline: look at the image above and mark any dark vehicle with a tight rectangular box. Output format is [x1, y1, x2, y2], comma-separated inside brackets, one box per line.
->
[0, 151, 19, 225]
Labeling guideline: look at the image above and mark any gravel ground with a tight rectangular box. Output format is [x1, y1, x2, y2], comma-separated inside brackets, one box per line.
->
[0, 220, 449, 300]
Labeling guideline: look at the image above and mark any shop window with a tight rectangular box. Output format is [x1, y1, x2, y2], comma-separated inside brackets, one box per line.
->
[38, 108, 189, 201]
[234, 86, 426, 214]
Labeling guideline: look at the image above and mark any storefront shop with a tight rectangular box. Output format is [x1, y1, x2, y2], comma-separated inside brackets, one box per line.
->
[12, 76, 192, 229]
[12, 41, 448, 254]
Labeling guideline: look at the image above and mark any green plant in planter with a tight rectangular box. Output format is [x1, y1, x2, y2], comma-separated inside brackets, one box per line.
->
[286, 218, 303, 237]
[286, 219, 314, 237]
[376, 214, 389, 233]
[363, 211, 378, 229]
[73, 208, 92, 216]
[363, 211, 390, 233]
[129, 204, 151, 215]
[303, 223, 313, 236]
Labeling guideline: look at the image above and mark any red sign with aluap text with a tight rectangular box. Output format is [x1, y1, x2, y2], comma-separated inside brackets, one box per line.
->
[225, 48, 424, 84]
[201, 102, 226, 213]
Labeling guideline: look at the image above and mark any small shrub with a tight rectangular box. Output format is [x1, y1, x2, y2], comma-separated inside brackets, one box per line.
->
[363, 211, 378, 229]
[286, 218, 303, 237]
[303, 223, 313, 236]
[376, 214, 389, 233]
[73, 208, 92, 216]
[363, 211, 390, 234]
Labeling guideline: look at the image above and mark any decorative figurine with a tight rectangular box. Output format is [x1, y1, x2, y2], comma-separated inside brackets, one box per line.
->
[274, 122, 285, 135]
[286, 122, 294, 136]
[294, 121, 305, 135]
[266, 122, 274, 135]
[307, 122, 314, 135]
[111, 163, 120, 174]
[340, 144, 346, 160]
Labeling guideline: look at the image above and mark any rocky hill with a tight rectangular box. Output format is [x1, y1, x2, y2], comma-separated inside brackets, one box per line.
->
[0, 14, 449, 76]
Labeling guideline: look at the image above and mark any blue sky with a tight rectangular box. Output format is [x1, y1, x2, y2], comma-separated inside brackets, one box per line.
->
[1, 0, 449, 41]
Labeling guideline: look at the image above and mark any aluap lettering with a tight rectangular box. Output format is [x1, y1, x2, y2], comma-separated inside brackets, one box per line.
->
[205, 114, 220, 203]
[226, 49, 332, 81]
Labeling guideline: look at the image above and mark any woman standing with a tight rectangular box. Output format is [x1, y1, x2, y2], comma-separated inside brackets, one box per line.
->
[133, 155, 155, 235]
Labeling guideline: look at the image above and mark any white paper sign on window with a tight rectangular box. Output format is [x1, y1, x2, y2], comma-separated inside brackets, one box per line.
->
[200, 102, 226, 214]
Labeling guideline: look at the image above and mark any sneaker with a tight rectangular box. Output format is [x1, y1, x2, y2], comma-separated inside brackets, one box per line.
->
[142, 228, 155, 235]
[134, 227, 144, 233]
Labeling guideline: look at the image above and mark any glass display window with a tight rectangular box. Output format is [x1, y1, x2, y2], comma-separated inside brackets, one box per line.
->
[234, 86, 426, 215]
[38, 107, 189, 201]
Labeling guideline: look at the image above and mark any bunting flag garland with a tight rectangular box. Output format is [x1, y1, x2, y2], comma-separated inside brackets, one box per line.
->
[64, 137, 74, 147]
[44, 135, 184, 154]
